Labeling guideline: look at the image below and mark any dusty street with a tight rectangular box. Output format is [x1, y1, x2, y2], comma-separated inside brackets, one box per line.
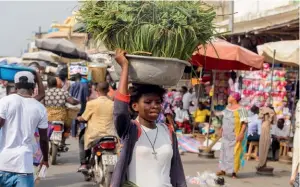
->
[37, 138, 291, 187]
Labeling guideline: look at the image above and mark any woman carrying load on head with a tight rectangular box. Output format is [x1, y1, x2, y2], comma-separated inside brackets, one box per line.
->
[216, 91, 248, 179]
[110, 49, 186, 187]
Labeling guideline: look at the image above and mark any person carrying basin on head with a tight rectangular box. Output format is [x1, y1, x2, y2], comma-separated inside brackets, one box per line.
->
[110, 49, 186, 187]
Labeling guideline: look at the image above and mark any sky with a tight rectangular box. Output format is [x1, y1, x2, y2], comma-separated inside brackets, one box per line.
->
[0, 1, 78, 57]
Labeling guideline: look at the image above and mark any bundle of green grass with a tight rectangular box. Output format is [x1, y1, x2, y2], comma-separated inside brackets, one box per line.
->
[78, 1, 217, 60]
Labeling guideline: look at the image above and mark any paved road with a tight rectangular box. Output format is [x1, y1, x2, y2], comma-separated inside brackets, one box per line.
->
[37, 138, 291, 187]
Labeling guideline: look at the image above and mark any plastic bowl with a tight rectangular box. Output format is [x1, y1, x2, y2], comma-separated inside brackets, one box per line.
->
[0, 65, 35, 82]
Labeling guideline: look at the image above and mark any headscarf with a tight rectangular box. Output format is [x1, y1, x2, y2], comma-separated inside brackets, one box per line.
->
[229, 91, 241, 102]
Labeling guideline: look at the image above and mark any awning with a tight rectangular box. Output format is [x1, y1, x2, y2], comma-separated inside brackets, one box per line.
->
[191, 39, 264, 70]
[257, 40, 299, 66]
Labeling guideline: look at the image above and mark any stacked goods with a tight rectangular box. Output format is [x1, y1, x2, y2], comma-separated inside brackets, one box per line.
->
[241, 63, 288, 117]
[213, 73, 229, 108]
[78, 1, 217, 61]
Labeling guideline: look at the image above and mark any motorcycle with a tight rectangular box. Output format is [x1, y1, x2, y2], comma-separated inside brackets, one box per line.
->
[82, 136, 118, 187]
[49, 121, 69, 165]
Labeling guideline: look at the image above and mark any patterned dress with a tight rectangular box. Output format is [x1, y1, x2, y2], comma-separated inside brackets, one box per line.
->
[219, 107, 248, 174]
[45, 87, 70, 122]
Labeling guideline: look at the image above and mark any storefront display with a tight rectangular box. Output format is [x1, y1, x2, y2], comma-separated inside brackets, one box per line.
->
[241, 63, 290, 119]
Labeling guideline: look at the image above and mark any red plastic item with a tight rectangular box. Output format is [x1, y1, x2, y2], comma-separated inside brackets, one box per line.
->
[99, 142, 116, 150]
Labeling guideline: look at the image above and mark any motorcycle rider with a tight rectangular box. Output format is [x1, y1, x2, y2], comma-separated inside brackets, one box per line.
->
[77, 82, 115, 172]
[44, 76, 79, 144]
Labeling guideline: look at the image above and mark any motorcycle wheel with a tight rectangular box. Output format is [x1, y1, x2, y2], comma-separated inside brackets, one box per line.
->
[50, 143, 58, 165]
[103, 172, 112, 187]
[84, 175, 91, 182]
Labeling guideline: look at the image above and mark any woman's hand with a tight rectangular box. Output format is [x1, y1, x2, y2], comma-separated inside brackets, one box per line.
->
[115, 49, 129, 95]
[289, 177, 295, 186]
[115, 49, 129, 68]
[236, 133, 244, 142]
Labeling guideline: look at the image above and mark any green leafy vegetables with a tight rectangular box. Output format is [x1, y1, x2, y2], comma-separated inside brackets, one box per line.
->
[78, 1, 217, 60]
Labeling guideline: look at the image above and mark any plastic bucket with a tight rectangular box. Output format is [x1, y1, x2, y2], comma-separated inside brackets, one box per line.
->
[88, 64, 107, 83]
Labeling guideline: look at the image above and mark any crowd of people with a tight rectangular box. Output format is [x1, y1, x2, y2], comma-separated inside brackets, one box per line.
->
[0, 49, 299, 187]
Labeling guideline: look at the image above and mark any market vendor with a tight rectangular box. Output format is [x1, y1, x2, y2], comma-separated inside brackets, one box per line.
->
[174, 101, 191, 133]
[271, 118, 290, 161]
[193, 102, 210, 134]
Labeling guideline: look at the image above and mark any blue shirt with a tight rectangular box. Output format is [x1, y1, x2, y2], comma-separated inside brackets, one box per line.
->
[247, 114, 262, 136]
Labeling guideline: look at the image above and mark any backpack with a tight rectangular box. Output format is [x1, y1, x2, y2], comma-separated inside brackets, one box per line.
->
[132, 120, 174, 144]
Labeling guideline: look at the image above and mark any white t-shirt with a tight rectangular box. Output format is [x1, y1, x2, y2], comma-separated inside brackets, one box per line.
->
[272, 124, 290, 138]
[174, 108, 189, 123]
[128, 124, 173, 187]
[0, 94, 48, 174]
[182, 92, 192, 110]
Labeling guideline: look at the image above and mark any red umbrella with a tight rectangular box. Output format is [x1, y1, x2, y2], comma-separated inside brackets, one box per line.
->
[190, 39, 264, 70]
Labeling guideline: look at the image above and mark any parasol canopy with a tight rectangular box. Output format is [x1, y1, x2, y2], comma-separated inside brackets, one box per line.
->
[22, 51, 60, 64]
[257, 40, 299, 66]
[191, 39, 264, 70]
[35, 38, 89, 60]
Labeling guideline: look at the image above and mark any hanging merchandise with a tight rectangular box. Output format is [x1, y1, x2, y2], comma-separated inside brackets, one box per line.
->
[213, 72, 229, 111]
[241, 63, 289, 119]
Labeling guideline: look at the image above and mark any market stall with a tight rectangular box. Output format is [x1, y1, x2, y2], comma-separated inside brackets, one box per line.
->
[256, 40, 299, 136]
[190, 39, 264, 156]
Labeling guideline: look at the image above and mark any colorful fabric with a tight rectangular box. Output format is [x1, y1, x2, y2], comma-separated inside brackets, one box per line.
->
[233, 110, 247, 172]
[45, 88, 70, 107]
[219, 107, 247, 174]
[177, 135, 200, 153]
[229, 91, 241, 102]
[176, 121, 191, 134]
[156, 93, 174, 124]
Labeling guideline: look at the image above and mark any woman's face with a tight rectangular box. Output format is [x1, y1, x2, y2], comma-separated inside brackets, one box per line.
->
[227, 95, 236, 104]
[132, 94, 162, 122]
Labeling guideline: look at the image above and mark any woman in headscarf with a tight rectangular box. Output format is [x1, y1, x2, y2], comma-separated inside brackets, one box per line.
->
[290, 101, 300, 186]
[216, 92, 248, 178]
[256, 105, 276, 172]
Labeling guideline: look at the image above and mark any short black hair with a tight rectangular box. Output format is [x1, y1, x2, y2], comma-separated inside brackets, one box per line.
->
[58, 70, 68, 82]
[278, 118, 285, 125]
[74, 73, 82, 81]
[129, 84, 166, 111]
[15, 76, 35, 90]
[198, 102, 205, 110]
[47, 76, 57, 88]
[250, 105, 259, 115]
[96, 82, 109, 93]
[181, 86, 188, 92]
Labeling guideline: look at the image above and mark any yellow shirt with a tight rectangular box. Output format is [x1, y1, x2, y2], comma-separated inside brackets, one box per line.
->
[193, 109, 210, 123]
[82, 96, 115, 149]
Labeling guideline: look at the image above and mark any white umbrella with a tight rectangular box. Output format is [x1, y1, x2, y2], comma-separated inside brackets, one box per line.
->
[22, 51, 60, 64]
[257, 40, 299, 66]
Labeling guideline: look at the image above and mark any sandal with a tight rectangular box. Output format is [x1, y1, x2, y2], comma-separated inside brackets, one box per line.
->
[216, 170, 226, 176]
